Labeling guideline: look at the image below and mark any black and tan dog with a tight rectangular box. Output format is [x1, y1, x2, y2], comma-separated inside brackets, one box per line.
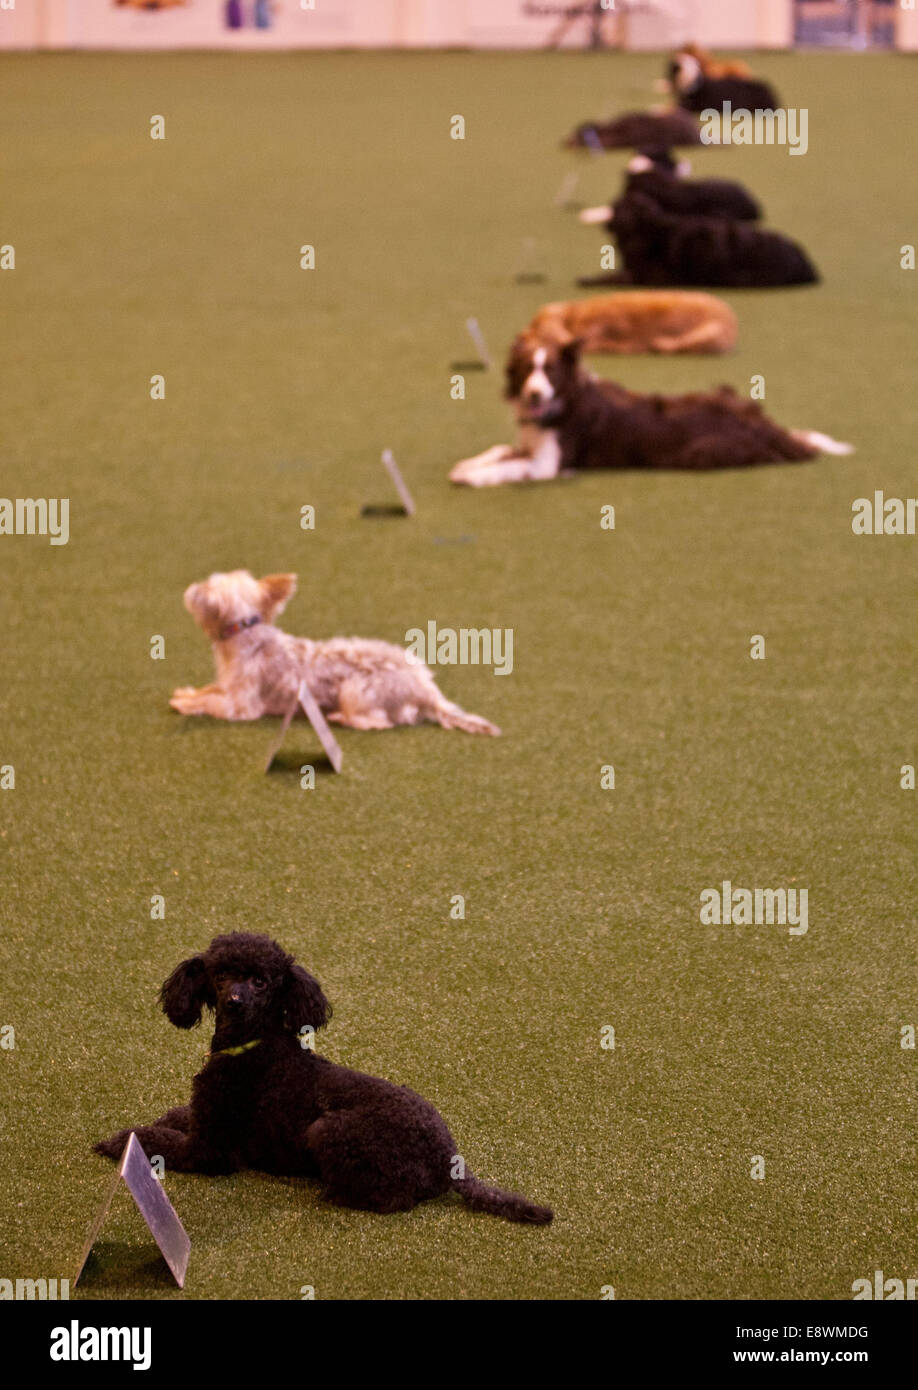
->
[449, 334, 850, 485]
[669, 43, 754, 83]
[670, 49, 780, 113]
[584, 190, 817, 289]
[97, 933, 552, 1223]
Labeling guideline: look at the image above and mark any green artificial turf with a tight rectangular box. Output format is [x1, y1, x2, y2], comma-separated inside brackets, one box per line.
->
[1, 49, 916, 1301]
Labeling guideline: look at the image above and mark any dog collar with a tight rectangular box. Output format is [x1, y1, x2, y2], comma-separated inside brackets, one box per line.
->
[209, 1038, 262, 1058]
[219, 615, 262, 641]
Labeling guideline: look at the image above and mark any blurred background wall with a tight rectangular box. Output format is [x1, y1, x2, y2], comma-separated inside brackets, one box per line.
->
[1, 0, 915, 51]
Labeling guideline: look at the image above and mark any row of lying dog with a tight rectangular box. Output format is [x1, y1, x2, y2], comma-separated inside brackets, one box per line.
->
[170, 60, 849, 736]
[577, 148, 817, 288]
[92, 49, 835, 1230]
[166, 56, 847, 745]
[566, 44, 815, 288]
[568, 41, 780, 148]
[451, 47, 834, 487]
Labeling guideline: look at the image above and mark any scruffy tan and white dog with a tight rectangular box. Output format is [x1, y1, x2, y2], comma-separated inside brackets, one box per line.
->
[170, 570, 499, 735]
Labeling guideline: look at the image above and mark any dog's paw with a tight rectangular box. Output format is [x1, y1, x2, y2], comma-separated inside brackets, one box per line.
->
[464, 472, 505, 488]
[170, 688, 201, 714]
[449, 460, 480, 484]
[449, 446, 514, 484]
[450, 469, 494, 488]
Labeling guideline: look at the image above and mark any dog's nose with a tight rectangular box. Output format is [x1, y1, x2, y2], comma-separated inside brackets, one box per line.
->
[526, 391, 543, 407]
[227, 990, 244, 1009]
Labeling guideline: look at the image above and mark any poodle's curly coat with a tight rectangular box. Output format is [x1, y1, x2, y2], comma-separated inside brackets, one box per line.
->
[96, 933, 552, 1224]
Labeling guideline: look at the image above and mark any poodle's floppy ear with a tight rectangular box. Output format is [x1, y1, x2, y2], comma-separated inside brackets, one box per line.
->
[160, 955, 212, 1029]
[283, 963, 331, 1034]
[259, 573, 297, 620]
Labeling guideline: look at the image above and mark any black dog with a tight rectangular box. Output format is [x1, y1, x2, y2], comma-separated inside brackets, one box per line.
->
[581, 150, 761, 233]
[565, 108, 701, 150]
[624, 150, 761, 220]
[96, 933, 553, 1223]
[590, 190, 817, 288]
[670, 52, 780, 113]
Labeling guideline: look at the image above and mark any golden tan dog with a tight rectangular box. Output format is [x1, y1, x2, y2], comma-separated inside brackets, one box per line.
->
[527, 291, 738, 355]
[170, 570, 499, 735]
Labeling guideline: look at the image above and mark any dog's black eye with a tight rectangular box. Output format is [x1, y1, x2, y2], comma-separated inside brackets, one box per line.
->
[251, 977, 266, 989]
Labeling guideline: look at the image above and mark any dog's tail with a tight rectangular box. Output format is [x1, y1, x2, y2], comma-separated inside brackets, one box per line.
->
[436, 701, 501, 736]
[452, 1172, 553, 1224]
[792, 428, 854, 457]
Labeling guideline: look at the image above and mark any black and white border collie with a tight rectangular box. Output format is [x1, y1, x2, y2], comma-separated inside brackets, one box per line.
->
[580, 150, 761, 227]
[671, 51, 780, 113]
[448, 334, 851, 487]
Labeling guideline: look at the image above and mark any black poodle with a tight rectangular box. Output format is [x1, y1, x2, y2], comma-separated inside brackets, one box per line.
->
[96, 933, 553, 1224]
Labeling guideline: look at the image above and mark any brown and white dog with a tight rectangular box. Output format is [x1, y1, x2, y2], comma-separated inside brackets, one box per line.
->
[171, 570, 499, 734]
[448, 334, 851, 486]
[527, 289, 737, 356]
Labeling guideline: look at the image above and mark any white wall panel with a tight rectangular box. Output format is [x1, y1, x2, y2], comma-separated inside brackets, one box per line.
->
[0, 0, 804, 51]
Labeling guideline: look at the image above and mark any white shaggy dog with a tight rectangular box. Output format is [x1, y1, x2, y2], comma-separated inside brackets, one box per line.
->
[170, 570, 500, 735]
